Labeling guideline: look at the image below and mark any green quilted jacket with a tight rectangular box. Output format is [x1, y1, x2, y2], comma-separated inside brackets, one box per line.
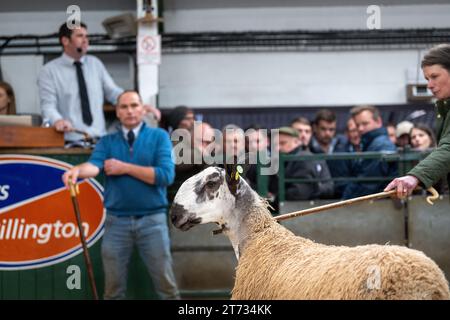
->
[409, 99, 450, 190]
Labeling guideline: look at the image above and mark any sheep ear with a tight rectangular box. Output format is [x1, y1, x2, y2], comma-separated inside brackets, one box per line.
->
[224, 154, 251, 195]
[224, 157, 240, 196]
[224, 160, 239, 182]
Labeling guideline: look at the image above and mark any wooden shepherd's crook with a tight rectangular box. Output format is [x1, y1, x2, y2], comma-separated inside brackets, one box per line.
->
[68, 180, 99, 300]
[275, 187, 440, 222]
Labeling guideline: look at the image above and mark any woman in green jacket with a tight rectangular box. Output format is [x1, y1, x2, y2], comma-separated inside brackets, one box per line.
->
[385, 44, 450, 198]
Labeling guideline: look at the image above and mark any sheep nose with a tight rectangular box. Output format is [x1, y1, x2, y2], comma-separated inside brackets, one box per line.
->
[169, 203, 187, 226]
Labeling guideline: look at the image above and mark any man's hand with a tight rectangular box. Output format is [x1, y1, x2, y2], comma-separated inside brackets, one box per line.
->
[104, 158, 129, 176]
[143, 104, 161, 122]
[384, 175, 419, 199]
[54, 119, 73, 132]
[62, 167, 80, 188]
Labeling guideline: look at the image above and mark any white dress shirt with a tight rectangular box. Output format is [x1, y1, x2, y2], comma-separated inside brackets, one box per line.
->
[38, 53, 123, 141]
[122, 122, 143, 145]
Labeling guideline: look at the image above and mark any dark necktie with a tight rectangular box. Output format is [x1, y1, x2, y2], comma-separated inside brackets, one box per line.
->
[74, 61, 93, 126]
[127, 130, 135, 148]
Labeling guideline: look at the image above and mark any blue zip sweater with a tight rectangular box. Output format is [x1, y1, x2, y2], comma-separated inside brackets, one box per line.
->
[88, 123, 175, 216]
[342, 127, 397, 199]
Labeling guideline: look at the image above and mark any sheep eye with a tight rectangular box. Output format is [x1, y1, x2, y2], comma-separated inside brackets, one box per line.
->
[206, 181, 217, 188]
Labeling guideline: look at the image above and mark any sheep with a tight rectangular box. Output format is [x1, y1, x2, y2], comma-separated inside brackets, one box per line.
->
[170, 165, 450, 300]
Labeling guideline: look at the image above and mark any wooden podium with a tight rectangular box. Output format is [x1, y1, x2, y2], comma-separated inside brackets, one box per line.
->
[0, 126, 64, 148]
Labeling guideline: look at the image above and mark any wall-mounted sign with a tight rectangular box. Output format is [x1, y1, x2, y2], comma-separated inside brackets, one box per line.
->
[137, 34, 161, 65]
[0, 155, 104, 270]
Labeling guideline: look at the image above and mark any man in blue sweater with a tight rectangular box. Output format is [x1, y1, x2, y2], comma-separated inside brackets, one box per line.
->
[62, 91, 179, 299]
[342, 105, 397, 199]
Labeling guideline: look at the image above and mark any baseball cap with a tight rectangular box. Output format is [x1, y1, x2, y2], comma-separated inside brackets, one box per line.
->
[395, 121, 414, 138]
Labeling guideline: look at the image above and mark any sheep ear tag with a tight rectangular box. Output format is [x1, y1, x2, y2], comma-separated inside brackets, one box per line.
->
[225, 153, 250, 181]
[225, 164, 242, 182]
[235, 165, 243, 180]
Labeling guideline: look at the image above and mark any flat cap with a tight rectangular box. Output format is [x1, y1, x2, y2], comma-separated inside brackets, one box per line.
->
[278, 126, 299, 138]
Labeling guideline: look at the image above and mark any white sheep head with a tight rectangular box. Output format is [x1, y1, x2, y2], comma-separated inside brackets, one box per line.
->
[170, 164, 248, 232]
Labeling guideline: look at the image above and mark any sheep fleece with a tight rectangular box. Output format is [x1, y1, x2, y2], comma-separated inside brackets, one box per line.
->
[232, 208, 450, 300]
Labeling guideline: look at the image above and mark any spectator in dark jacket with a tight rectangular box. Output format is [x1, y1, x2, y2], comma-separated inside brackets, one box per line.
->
[342, 105, 397, 199]
[245, 124, 271, 191]
[395, 120, 414, 149]
[344, 117, 361, 152]
[309, 110, 348, 195]
[291, 117, 313, 149]
[309, 109, 347, 154]
[386, 123, 397, 146]
[270, 127, 334, 201]
[332, 117, 361, 198]
[162, 106, 195, 133]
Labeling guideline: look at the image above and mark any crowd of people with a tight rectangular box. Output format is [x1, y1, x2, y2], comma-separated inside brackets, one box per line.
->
[164, 105, 444, 203]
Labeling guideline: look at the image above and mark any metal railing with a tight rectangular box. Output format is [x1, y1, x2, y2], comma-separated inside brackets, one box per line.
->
[256, 149, 432, 203]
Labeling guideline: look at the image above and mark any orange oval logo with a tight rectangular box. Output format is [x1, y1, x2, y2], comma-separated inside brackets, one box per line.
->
[0, 155, 104, 270]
